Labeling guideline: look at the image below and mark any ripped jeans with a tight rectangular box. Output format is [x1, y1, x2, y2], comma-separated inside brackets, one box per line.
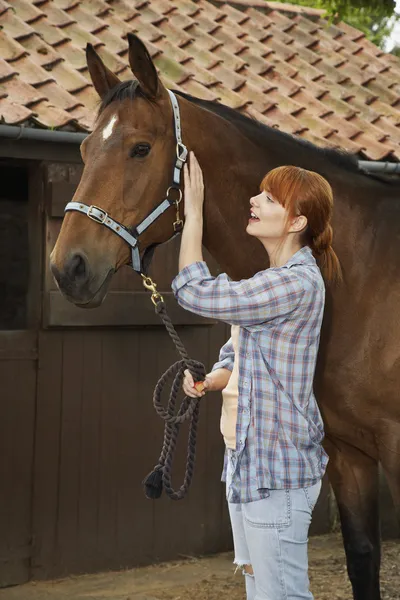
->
[227, 464, 321, 599]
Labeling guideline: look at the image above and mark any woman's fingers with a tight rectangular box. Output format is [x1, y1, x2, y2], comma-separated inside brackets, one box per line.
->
[183, 369, 206, 398]
[190, 152, 203, 188]
[183, 163, 191, 190]
[184, 369, 194, 387]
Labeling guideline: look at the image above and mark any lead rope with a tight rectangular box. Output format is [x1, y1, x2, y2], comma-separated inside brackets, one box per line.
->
[141, 275, 207, 500]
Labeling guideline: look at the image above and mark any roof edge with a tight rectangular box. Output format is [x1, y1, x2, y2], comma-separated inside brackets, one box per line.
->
[211, 0, 325, 18]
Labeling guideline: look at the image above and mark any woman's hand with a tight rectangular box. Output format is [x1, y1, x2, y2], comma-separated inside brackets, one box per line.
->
[183, 369, 211, 398]
[183, 151, 205, 222]
[182, 368, 232, 398]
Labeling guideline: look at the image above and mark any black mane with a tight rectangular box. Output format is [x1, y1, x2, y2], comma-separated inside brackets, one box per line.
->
[97, 80, 398, 185]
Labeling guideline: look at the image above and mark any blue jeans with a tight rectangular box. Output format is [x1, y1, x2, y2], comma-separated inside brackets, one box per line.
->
[228, 479, 321, 600]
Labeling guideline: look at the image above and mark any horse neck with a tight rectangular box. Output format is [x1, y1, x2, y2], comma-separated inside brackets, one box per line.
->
[178, 97, 400, 284]
[179, 98, 271, 279]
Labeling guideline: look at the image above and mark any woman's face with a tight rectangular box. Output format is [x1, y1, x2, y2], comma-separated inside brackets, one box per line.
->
[246, 190, 289, 241]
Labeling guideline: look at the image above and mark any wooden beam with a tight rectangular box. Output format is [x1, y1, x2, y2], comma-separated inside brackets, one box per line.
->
[44, 291, 215, 328]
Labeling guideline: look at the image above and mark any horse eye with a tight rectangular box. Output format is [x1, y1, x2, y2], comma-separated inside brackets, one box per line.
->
[130, 143, 151, 158]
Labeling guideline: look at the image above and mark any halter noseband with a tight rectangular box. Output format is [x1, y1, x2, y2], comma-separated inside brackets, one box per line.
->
[64, 89, 187, 274]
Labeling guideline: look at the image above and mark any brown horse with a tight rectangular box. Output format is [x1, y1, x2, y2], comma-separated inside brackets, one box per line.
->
[50, 34, 400, 600]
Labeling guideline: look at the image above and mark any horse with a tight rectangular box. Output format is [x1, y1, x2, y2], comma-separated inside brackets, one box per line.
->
[50, 34, 400, 600]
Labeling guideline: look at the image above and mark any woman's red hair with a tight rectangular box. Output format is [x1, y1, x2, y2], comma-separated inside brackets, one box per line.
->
[261, 166, 342, 284]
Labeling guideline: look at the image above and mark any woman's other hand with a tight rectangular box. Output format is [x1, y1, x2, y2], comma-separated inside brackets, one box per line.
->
[183, 151, 205, 223]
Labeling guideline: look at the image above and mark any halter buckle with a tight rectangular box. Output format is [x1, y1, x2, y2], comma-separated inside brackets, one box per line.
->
[87, 205, 108, 224]
[176, 142, 188, 163]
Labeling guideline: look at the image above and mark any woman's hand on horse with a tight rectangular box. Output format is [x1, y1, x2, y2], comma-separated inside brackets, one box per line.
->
[183, 152, 204, 222]
[183, 369, 210, 398]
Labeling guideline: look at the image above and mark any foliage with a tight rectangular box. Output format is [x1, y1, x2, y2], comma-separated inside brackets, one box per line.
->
[269, 0, 398, 48]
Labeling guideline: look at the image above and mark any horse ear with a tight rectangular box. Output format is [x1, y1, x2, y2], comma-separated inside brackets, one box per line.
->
[86, 44, 121, 99]
[127, 33, 161, 98]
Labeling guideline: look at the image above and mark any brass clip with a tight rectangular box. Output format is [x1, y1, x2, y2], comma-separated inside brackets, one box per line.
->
[173, 199, 184, 232]
[141, 274, 164, 306]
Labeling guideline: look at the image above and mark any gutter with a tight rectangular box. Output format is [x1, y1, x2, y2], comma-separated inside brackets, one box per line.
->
[0, 125, 399, 174]
[0, 124, 87, 144]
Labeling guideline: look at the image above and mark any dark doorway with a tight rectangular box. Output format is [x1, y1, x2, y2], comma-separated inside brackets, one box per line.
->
[0, 164, 29, 329]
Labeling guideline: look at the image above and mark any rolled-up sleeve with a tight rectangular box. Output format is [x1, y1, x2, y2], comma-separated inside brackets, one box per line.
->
[211, 337, 234, 372]
[171, 261, 305, 326]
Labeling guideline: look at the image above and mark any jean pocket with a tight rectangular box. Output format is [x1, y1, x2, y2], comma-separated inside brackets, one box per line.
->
[243, 489, 291, 529]
[303, 480, 322, 512]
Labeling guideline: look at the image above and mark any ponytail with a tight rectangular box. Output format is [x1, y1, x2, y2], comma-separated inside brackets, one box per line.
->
[311, 225, 342, 284]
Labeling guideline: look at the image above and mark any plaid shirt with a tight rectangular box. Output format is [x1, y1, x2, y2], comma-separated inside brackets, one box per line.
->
[172, 246, 328, 503]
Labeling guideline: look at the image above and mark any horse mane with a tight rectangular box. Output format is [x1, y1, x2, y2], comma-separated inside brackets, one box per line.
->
[96, 80, 399, 186]
[98, 80, 143, 117]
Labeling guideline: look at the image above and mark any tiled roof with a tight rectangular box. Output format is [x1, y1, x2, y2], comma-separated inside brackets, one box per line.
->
[1, 0, 400, 161]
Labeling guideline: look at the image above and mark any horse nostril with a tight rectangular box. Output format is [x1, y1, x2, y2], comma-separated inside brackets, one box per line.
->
[66, 253, 89, 284]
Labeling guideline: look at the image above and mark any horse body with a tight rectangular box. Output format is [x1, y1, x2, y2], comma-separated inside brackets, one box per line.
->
[50, 35, 400, 600]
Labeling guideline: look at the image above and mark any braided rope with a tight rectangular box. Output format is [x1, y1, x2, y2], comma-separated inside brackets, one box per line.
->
[142, 300, 206, 501]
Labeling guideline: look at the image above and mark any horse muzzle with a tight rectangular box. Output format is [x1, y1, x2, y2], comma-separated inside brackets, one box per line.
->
[50, 252, 114, 307]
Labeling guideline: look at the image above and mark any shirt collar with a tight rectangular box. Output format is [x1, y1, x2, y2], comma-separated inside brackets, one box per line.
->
[284, 246, 316, 268]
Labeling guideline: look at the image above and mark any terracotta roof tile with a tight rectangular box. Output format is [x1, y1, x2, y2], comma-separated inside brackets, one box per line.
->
[321, 131, 363, 154]
[264, 105, 307, 134]
[102, 0, 139, 21]
[1, 0, 399, 160]
[0, 30, 27, 61]
[65, 103, 94, 130]
[0, 57, 17, 82]
[31, 15, 72, 46]
[0, 97, 34, 123]
[11, 54, 54, 86]
[36, 2, 75, 28]
[0, 6, 36, 40]
[9, 0, 43, 23]
[72, 85, 100, 111]
[18, 33, 63, 68]
[33, 80, 83, 110]
[235, 48, 274, 74]
[350, 131, 396, 160]
[0, 73, 46, 106]
[32, 99, 79, 128]
[47, 59, 91, 92]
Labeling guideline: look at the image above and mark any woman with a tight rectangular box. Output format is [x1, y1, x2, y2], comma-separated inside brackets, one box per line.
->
[172, 152, 341, 600]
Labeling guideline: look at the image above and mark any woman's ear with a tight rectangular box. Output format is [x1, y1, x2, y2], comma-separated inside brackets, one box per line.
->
[289, 215, 308, 234]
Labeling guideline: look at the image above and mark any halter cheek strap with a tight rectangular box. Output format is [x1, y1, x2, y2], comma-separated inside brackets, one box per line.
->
[64, 90, 187, 274]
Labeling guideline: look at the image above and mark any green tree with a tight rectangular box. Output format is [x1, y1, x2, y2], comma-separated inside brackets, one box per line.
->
[269, 0, 398, 49]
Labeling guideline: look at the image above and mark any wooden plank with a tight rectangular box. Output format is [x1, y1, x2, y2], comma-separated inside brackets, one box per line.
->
[56, 332, 84, 574]
[31, 332, 63, 580]
[151, 325, 211, 561]
[47, 181, 77, 218]
[45, 291, 215, 327]
[95, 331, 120, 567]
[0, 331, 37, 360]
[27, 164, 44, 329]
[0, 349, 36, 586]
[113, 330, 155, 566]
[77, 331, 103, 570]
[204, 322, 231, 553]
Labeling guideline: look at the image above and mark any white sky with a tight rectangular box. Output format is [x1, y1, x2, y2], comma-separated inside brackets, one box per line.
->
[386, 0, 400, 50]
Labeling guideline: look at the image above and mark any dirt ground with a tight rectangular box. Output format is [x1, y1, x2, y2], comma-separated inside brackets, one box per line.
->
[1, 534, 399, 600]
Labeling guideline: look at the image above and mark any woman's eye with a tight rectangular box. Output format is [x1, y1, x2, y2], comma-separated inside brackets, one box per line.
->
[130, 143, 151, 158]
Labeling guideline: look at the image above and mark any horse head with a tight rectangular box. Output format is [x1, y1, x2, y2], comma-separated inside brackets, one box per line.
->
[50, 34, 185, 307]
